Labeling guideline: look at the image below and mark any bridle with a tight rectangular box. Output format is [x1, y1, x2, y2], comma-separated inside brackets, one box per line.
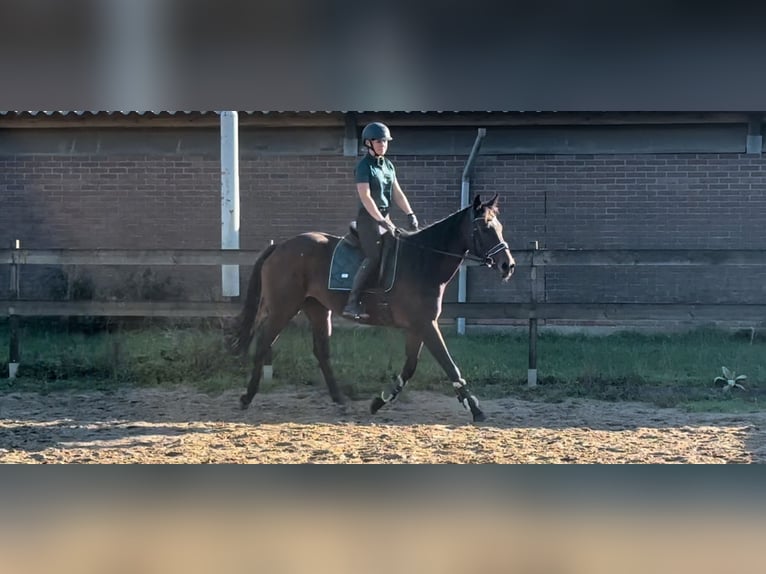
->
[397, 213, 509, 268]
[469, 215, 510, 267]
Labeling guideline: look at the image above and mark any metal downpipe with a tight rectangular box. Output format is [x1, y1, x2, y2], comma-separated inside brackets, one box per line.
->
[457, 128, 486, 335]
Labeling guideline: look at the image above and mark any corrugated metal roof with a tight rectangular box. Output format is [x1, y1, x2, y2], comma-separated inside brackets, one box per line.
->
[0, 111, 191, 117]
[0, 111, 209, 116]
[1, 111, 749, 127]
[0, 111, 514, 117]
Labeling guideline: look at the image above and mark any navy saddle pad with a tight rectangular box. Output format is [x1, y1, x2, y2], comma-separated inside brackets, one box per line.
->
[328, 230, 399, 292]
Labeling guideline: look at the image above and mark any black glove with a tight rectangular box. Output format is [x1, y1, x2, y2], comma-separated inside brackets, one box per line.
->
[406, 213, 419, 230]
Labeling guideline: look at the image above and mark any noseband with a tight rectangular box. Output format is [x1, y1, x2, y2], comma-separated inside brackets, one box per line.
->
[470, 216, 509, 267]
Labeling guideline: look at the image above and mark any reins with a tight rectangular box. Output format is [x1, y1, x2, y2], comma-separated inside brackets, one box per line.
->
[397, 236, 489, 265]
[395, 215, 508, 267]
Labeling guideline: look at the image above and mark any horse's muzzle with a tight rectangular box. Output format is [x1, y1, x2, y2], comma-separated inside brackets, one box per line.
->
[500, 258, 515, 282]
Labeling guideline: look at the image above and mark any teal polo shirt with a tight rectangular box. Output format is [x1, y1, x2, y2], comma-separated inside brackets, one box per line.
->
[355, 153, 396, 213]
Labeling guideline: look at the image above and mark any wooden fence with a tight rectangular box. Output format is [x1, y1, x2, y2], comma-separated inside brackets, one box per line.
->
[3, 241, 766, 384]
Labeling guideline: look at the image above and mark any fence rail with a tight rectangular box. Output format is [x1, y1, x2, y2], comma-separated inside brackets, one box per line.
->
[0, 248, 263, 266]
[535, 249, 766, 266]
[5, 248, 766, 267]
[3, 300, 766, 322]
[3, 245, 766, 384]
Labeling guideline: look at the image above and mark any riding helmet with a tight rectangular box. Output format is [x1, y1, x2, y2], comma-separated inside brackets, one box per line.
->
[361, 122, 392, 142]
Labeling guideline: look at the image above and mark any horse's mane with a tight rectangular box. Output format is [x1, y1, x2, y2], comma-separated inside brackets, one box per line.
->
[409, 198, 499, 237]
[396, 205, 471, 280]
[410, 205, 468, 242]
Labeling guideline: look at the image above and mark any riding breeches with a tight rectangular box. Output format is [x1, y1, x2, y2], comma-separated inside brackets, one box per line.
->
[356, 208, 384, 267]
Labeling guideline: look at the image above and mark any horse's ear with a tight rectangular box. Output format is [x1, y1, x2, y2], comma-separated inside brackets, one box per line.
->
[486, 193, 499, 209]
[472, 195, 482, 210]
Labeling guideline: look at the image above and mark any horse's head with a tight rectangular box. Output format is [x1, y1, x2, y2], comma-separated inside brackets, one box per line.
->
[470, 193, 515, 281]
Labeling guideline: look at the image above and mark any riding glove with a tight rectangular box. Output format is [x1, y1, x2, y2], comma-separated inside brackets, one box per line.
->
[406, 213, 419, 230]
[379, 219, 398, 235]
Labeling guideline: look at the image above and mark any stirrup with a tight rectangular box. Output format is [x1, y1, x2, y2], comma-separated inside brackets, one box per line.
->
[342, 304, 369, 321]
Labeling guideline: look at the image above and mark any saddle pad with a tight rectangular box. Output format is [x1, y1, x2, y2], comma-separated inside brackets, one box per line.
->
[328, 237, 399, 292]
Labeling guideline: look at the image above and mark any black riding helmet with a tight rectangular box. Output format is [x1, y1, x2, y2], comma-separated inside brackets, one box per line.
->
[362, 122, 393, 157]
[362, 122, 392, 142]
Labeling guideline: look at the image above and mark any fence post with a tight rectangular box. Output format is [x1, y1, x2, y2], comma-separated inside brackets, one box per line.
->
[263, 348, 273, 383]
[8, 239, 21, 379]
[528, 240, 540, 387]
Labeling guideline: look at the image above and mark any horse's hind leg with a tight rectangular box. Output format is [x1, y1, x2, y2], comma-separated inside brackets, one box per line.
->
[239, 305, 297, 409]
[301, 298, 344, 405]
[370, 331, 423, 414]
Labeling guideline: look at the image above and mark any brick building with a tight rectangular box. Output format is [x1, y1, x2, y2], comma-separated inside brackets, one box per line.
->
[1, 111, 765, 327]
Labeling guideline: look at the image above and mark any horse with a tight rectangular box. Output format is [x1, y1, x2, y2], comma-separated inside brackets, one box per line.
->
[229, 193, 516, 422]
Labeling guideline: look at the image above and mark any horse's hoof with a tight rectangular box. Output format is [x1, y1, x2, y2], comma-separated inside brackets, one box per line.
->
[370, 396, 386, 414]
[472, 410, 487, 423]
[239, 395, 251, 410]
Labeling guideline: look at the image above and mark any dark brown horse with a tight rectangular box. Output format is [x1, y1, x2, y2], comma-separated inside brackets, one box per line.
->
[229, 194, 515, 422]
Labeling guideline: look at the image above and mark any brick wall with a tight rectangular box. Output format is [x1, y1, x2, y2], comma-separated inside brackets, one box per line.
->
[469, 153, 766, 306]
[1, 154, 220, 249]
[2, 130, 765, 318]
[1, 153, 221, 300]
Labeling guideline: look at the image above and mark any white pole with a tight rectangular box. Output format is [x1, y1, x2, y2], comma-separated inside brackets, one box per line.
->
[457, 179, 470, 335]
[220, 111, 240, 297]
[457, 128, 487, 335]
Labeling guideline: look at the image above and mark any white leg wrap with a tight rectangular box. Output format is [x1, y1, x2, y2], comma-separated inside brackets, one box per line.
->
[381, 375, 406, 404]
[459, 396, 480, 411]
[452, 379, 478, 412]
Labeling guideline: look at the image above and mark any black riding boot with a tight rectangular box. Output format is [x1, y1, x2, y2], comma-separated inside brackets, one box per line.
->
[342, 260, 375, 320]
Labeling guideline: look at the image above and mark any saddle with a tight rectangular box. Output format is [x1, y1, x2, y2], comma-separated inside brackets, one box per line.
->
[327, 222, 400, 292]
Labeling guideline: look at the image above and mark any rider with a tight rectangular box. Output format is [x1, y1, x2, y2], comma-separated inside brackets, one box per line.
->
[342, 122, 419, 321]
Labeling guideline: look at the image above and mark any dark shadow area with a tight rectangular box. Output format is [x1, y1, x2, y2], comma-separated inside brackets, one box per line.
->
[0, 409, 217, 457]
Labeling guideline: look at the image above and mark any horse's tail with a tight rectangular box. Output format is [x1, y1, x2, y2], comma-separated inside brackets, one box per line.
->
[228, 243, 278, 355]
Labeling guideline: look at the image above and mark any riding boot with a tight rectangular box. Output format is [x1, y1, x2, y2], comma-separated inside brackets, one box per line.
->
[342, 260, 375, 320]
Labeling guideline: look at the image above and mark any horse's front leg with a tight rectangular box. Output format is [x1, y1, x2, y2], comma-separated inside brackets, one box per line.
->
[370, 331, 423, 414]
[419, 320, 486, 422]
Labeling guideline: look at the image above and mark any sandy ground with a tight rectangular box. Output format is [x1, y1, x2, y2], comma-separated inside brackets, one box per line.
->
[1, 384, 764, 463]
